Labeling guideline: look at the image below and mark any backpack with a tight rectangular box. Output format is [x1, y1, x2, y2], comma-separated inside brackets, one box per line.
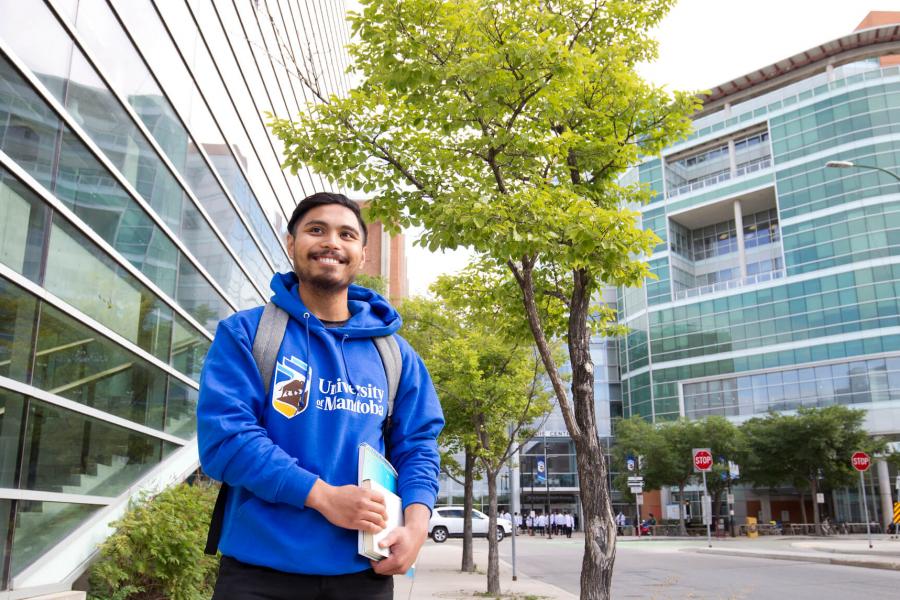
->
[204, 301, 402, 555]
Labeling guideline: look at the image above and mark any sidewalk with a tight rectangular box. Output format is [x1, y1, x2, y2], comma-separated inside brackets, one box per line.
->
[638, 533, 900, 572]
[395, 540, 577, 599]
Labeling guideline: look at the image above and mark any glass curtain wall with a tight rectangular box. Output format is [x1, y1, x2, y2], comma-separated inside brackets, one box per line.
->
[0, 0, 352, 589]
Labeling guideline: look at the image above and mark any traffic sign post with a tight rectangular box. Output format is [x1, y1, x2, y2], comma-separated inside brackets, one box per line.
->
[851, 451, 873, 549]
[693, 449, 713, 548]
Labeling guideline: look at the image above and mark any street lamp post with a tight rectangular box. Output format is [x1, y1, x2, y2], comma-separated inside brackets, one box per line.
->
[825, 160, 900, 183]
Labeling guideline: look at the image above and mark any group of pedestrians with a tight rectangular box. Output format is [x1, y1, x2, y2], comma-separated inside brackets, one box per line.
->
[513, 510, 576, 537]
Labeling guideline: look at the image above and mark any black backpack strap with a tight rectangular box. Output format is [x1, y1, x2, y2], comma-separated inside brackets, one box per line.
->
[205, 302, 288, 556]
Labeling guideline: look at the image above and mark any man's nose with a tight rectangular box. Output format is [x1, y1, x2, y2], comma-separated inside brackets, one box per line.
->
[320, 231, 342, 247]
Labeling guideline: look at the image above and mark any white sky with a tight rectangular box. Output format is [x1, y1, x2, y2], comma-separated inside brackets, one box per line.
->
[404, 1, 896, 297]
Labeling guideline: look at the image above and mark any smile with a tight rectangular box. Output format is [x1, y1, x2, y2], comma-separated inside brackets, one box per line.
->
[313, 255, 345, 265]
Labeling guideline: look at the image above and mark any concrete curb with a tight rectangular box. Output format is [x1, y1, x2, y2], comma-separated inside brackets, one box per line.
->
[690, 547, 900, 572]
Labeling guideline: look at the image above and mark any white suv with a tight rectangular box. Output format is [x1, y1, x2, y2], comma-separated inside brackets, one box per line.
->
[428, 507, 513, 543]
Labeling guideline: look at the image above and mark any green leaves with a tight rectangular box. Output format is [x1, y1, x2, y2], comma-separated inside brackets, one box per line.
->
[398, 265, 554, 473]
[88, 482, 219, 600]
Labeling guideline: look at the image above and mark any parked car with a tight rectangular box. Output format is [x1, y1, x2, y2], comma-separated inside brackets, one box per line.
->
[428, 506, 513, 543]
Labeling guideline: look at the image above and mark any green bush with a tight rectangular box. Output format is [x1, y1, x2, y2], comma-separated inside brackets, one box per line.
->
[88, 481, 219, 600]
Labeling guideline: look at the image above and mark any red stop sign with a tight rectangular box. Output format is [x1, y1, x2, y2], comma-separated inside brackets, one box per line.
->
[851, 451, 870, 472]
[693, 449, 713, 472]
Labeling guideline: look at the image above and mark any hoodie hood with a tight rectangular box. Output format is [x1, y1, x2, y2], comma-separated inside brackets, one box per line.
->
[269, 271, 401, 338]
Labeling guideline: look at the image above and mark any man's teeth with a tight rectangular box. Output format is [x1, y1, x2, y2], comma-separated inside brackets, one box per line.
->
[317, 257, 340, 264]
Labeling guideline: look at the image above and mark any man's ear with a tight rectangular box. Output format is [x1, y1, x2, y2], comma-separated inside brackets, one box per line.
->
[285, 232, 295, 257]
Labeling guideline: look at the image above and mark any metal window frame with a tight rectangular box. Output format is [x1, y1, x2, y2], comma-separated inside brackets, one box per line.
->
[44, 0, 279, 282]
[0, 376, 189, 447]
[0, 41, 247, 315]
[186, 0, 309, 209]
[11, 440, 199, 591]
[0, 259, 201, 391]
[204, 0, 320, 198]
[142, 0, 296, 223]
[102, 0, 293, 267]
[0, 149, 214, 350]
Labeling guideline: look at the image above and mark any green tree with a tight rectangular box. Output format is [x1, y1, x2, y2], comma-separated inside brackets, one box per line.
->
[399, 294, 483, 573]
[270, 3, 697, 595]
[739, 406, 882, 533]
[614, 416, 740, 533]
[399, 265, 553, 594]
[355, 273, 388, 296]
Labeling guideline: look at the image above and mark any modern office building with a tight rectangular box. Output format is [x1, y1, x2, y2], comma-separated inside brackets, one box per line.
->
[619, 12, 900, 526]
[0, 1, 401, 596]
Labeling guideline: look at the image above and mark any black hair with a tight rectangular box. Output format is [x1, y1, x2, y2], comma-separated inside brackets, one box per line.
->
[286, 192, 368, 244]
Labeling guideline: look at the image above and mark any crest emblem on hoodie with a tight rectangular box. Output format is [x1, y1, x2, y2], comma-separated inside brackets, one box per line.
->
[272, 355, 312, 418]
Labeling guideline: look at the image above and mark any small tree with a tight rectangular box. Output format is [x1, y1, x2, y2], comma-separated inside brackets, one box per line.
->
[399, 265, 553, 594]
[270, 3, 697, 595]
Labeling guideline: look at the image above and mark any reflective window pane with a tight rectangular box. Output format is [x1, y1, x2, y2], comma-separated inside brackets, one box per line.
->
[0, 170, 47, 282]
[0, 390, 26, 488]
[44, 215, 174, 361]
[165, 377, 197, 439]
[18, 398, 175, 497]
[0, 499, 12, 584]
[32, 302, 168, 431]
[0, 277, 38, 382]
[11, 500, 99, 578]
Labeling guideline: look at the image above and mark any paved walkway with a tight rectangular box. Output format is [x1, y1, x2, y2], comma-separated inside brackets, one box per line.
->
[395, 539, 577, 599]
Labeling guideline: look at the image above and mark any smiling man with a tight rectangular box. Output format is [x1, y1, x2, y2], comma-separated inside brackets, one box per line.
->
[198, 192, 444, 600]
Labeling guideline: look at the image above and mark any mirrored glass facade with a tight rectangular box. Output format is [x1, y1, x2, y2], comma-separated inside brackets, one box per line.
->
[620, 53, 900, 429]
[0, 0, 350, 591]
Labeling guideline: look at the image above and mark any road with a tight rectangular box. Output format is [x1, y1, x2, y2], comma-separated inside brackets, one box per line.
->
[498, 534, 900, 599]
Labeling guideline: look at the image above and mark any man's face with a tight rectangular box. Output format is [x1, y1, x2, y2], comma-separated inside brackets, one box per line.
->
[286, 204, 367, 293]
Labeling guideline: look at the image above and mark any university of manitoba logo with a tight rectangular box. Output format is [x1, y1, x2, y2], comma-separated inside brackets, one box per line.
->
[271, 356, 312, 419]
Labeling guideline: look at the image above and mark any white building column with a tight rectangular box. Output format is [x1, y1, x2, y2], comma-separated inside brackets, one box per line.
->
[877, 458, 894, 529]
[734, 199, 747, 278]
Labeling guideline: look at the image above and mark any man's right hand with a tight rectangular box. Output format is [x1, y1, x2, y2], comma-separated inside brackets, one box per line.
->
[305, 479, 388, 532]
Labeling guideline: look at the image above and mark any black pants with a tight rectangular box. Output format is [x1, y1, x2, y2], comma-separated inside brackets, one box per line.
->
[212, 556, 394, 600]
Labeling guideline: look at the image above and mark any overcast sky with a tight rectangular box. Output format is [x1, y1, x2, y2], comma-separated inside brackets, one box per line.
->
[404, 1, 893, 296]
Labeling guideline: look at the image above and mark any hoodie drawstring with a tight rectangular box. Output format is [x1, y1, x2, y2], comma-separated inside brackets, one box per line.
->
[338, 334, 360, 398]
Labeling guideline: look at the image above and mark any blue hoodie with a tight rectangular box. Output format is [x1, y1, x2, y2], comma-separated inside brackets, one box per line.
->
[198, 272, 444, 575]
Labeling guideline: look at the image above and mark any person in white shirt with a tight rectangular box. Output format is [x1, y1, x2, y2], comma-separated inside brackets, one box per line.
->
[515, 512, 523, 534]
[615, 511, 626, 535]
[565, 512, 574, 537]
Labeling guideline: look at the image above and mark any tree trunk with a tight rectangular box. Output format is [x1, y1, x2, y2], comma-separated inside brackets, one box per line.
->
[486, 469, 501, 595]
[799, 489, 808, 524]
[573, 434, 616, 599]
[810, 478, 821, 535]
[512, 263, 616, 599]
[462, 447, 476, 572]
[677, 483, 687, 535]
[568, 270, 616, 600]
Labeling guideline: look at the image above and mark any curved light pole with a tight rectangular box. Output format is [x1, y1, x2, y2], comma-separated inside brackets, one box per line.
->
[825, 160, 900, 183]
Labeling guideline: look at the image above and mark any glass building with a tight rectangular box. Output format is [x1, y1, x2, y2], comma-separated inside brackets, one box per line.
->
[619, 17, 900, 525]
[0, 1, 352, 594]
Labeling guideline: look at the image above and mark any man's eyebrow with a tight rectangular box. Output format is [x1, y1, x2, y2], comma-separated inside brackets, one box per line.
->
[302, 219, 360, 234]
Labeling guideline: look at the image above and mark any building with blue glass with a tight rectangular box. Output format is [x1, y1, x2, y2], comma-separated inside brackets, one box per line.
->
[619, 13, 900, 526]
[0, 1, 358, 596]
